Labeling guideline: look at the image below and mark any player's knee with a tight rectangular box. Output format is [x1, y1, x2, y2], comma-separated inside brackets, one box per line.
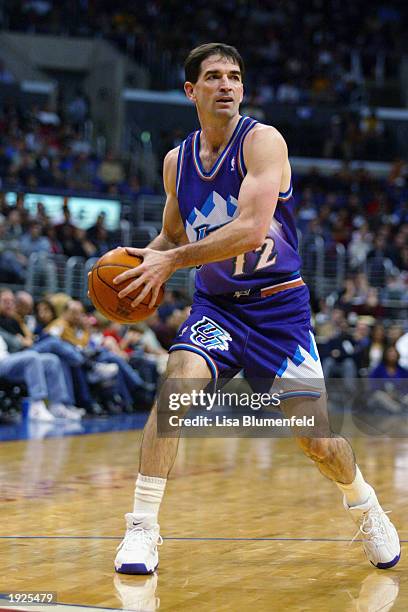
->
[297, 437, 333, 463]
[39, 352, 59, 370]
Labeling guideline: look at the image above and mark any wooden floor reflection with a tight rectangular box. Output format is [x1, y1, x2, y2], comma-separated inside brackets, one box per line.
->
[0, 430, 406, 611]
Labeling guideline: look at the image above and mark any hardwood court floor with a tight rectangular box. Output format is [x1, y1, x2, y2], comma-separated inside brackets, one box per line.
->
[0, 427, 407, 611]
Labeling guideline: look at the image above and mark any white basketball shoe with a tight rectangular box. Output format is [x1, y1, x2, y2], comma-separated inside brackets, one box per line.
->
[28, 400, 56, 422]
[345, 486, 400, 569]
[115, 513, 162, 574]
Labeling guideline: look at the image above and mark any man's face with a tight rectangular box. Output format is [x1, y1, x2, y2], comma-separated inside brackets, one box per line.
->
[0, 291, 16, 317]
[66, 302, 84, 326]
[185, 55, 243, 120]
[30, 223, 41, 238]
[17, 296, 33, 317]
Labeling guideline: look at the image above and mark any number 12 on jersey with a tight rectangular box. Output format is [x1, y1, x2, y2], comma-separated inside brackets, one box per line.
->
[233, 237, 277, 276]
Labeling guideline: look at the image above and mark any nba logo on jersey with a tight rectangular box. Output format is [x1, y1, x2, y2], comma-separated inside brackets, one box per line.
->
[230, 157, 235, 171]
[190, 316, 232, 351]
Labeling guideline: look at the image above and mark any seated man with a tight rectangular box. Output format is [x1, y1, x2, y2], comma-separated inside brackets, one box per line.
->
[0, 288, 84, 416]
[0, 336, 79, 421]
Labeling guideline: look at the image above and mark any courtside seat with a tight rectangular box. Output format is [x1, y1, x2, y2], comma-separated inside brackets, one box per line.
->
[0, 378, 26, 420]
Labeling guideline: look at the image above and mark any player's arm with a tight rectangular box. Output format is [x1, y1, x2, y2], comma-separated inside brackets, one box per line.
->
[146, 147, 188, 251]
[170, 126, 287, 267]
[115, 126, 287, 307]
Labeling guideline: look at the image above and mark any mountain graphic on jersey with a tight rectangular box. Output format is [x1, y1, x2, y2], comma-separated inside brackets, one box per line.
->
[185, 191, 238, 243]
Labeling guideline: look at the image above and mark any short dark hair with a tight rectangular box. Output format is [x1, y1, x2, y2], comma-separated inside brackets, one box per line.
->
[184, 43, 244, 84]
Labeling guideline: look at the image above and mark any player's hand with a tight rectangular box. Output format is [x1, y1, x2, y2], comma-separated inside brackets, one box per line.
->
[113, 247, 176, 309]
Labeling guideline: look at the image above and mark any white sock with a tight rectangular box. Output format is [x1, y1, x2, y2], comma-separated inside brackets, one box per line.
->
[133, 473, 167, 523]
[336, 465, 371, 507]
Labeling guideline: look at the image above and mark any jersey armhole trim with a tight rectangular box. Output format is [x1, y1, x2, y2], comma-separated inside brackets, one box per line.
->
[237, 119, 258, 178]
[238, 124, 294, 201]
[278, 181, 293, 201]
[176, 141, 186, 196]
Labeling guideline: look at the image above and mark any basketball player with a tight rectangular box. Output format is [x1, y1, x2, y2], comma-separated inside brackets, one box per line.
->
[113, 43, 400, 573]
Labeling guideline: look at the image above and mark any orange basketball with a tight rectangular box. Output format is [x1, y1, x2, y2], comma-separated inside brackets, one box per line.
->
[88, 247, 165, 324]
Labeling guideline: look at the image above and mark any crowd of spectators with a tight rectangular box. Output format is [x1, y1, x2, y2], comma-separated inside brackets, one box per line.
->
[0, 196, 117, 284]
[0, 155, 407, 300]
[297, 162, 408, 302]
[315, 301, 408, 413]
[3, 1, 405, 101]
[0, 100, 148, 197]
[0, 285, 191, 422]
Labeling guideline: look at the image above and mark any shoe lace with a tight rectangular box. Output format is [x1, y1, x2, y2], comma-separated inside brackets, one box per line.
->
[117, 525, 163, 552]
[351, 508, 392, 546]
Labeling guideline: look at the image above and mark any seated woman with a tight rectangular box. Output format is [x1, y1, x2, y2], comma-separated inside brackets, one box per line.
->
[368, 345, 408, 413]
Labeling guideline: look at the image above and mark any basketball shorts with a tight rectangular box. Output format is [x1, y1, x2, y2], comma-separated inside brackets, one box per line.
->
[169, 283, 324, 398]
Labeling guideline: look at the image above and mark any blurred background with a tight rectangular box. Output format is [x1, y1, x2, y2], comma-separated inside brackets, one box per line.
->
[0, 0, 407, 422]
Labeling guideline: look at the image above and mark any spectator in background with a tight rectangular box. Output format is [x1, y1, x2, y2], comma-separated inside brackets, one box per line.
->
[126, 321, 168, 375]
[54, 205, 96, 257]
[34, 201, 50, 227]
[97, 151, 125, 189]
[33, 298, 57, 338]
[369, 346, 408, 413]
[352, 319, 371, 373]
[322, 311, 358, 391]
[5, 209, 23, 240]
[88, 224, 111, 256]
[388, 325, 404, 347]
[65, 153, 94, 191]
[0, 289, 32, 348]
[20, 220, 51, 257]
[348, 222, 372, 269]
[12, 193, 30, 226]
[0, 219, 27, 283]
[369, 324, 387, 369]
[87, 212, 108, 244]
[32, 297, 117, 415]
[0, 288, 81, 420]
[150, 305, 191, 351]
[336, 277, 356, 313]
[46, 299, 90, 348]
[55, 204, 76, 239]
[0, 334, 78, 421]
[15, 290, 35, 338]
[67, 89, 89, 130]
[396, 331, 408, 370]
[47, 300, 148, 411]
[44, 225, 63, 254]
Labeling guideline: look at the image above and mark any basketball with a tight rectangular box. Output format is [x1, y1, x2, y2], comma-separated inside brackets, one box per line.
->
[88, 247, 164, 323]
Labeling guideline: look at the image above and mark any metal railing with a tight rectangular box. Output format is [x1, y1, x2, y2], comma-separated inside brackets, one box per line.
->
[3, 235, 406, 323]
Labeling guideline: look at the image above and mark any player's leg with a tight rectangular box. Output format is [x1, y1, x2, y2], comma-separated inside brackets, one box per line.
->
[139, 349, 211, 477]
[115, 349, 212, 574]
[282, 395, 400, 569]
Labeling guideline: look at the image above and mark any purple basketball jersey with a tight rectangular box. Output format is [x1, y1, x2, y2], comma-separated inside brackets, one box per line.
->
[176, 115, 302, 295]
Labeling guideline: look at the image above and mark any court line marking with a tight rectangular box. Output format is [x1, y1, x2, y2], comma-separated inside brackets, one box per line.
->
[0, 535, 407, 542]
